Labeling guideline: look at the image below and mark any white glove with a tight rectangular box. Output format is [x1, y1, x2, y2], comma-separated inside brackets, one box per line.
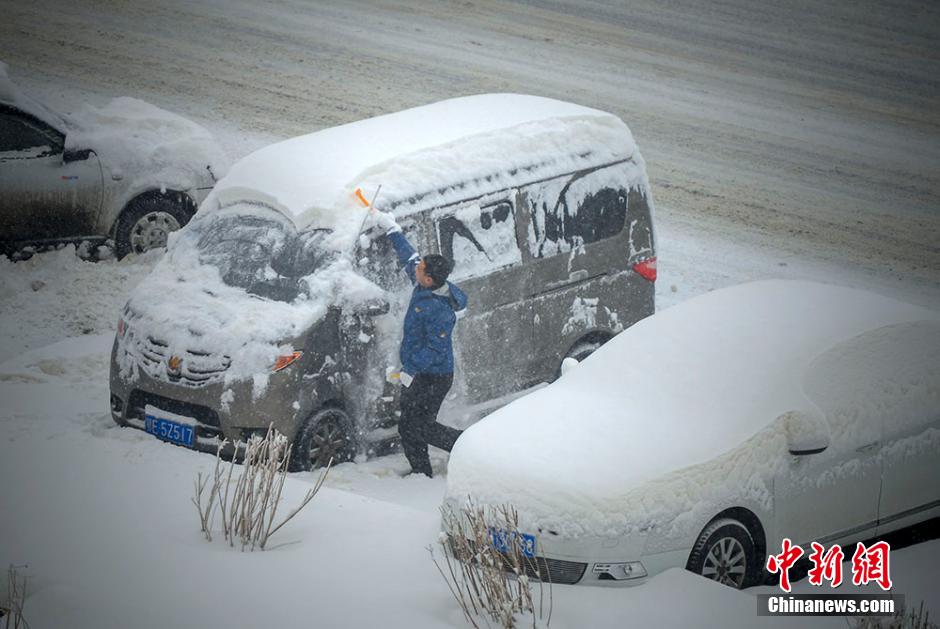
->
[399, 371, 414, 388]
[370, 211, 401, 235]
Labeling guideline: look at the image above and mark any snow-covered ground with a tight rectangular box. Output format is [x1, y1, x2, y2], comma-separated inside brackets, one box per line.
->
[2, 0, 939, 627]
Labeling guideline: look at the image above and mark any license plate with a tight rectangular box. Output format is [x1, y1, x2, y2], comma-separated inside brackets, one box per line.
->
[145, 405, 196, 448]
[490, 528, 536, 558]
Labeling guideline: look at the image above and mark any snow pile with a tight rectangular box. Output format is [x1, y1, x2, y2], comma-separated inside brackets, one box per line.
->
[446, 280, 940, 538]
[207, 94, 639, 225]
[65, 96, 228, 191]
[0, 246, 161, 362]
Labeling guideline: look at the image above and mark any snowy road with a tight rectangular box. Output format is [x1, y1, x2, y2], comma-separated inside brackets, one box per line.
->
[3, 0, 939, 304]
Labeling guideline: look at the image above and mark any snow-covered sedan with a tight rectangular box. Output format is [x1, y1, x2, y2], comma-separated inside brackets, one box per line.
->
[444, 280, 940, 588]
[0, 62, 227, 258]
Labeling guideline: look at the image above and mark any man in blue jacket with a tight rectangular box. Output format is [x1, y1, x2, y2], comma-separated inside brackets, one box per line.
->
[371, 211, 468, 477]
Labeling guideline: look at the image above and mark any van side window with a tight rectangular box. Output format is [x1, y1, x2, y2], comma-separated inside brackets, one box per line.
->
[435, 200, 521, 282]
[524, 162, 632, 259]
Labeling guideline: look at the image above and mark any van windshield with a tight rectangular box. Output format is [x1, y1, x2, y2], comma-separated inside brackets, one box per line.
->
[192, 209, 336, 302]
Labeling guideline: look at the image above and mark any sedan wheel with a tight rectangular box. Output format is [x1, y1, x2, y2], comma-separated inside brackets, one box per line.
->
[686, 518, 757, 589]
[129, 211, 180, 254]
[113, 194, 195, 259]
[702, 535, 748, 588]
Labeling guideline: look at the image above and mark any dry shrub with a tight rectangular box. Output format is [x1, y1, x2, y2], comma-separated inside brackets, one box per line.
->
[431, 501, 551, 629]
[852, 600, 936, 629]
[1, 564, 27, 629]
[192, 424, 331, 551]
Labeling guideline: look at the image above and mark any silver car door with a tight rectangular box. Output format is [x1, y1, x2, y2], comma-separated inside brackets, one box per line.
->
[0, 107, 103, 244]
[874, 321, 940, 536]
[773, 341, 886, 548]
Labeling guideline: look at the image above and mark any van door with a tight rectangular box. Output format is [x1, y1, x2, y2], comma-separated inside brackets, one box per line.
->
[517, 160, 646, 382]
[430, 196, 529, 404]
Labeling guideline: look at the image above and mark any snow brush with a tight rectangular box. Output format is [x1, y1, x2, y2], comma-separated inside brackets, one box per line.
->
[354, 184, 383, 237]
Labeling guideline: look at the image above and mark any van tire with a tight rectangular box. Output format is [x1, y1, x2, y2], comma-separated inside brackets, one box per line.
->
[686, 518, 758, 589]
[113, 193, 196, 259]
[290, 407, 355, 472]
[556, 337, 606, 379]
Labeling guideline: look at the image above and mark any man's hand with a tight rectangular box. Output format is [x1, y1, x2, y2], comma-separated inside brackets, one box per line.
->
[368, 210, 402, 235]
[399, 371, 414, 388]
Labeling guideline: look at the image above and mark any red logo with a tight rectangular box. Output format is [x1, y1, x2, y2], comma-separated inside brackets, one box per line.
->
[767, 538, 892, 592]
[851, 541, 892, 591]
[807, 542, 844, 587]
[766, 538, 804, 592]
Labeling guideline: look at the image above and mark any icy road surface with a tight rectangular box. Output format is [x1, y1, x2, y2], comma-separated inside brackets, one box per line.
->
[2, 0, 938, 308]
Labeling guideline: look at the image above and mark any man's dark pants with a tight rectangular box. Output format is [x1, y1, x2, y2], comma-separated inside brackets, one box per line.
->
[399, 372, 462, 477]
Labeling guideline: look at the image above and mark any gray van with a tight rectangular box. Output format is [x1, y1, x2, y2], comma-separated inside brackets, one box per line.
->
[108, 94, 656, 470]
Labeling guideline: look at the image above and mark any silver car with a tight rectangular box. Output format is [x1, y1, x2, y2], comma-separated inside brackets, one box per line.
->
[444, 280, 940, 588]
[0, 62, 226, 258]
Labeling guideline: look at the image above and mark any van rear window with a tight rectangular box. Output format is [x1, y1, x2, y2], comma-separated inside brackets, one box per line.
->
[524, 161, 635, 258]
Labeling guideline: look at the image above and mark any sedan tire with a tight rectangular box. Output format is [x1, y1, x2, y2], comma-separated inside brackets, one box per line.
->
[686, 518, 758, 589]
[114, 194, 194, 258]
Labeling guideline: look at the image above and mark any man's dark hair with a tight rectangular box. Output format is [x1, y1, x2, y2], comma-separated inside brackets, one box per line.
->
[422, 254, 453, 289]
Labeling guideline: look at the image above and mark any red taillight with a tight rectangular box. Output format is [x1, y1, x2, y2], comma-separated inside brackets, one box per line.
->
[117, 318, 126, 337]
[273, 351, 303, 372]
[633, 257, 657, 282]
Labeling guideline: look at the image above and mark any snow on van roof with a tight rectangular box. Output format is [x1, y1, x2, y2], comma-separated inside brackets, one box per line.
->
[209, 94, 640, 227]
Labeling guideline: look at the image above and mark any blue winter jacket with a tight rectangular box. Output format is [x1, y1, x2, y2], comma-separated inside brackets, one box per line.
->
[388, 231, 468, 375]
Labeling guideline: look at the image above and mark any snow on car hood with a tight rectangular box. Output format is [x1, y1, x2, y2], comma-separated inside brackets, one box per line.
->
[204, 93, 639, 227]
[446, 280, 940, 535]
[64, 97, 228, 192]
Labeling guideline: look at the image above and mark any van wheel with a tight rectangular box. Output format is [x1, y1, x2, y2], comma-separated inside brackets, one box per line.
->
[290, 408, 355, 472]
[556, 337, 606, 379]
[114, 194, 195, 259]
[686, 518, 757, 589]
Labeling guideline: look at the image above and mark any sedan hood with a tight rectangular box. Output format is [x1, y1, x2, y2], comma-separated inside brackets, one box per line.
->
[64, 97, 228, 191]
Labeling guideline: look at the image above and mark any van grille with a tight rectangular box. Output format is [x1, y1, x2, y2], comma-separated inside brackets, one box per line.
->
[132, 335, 231, 387]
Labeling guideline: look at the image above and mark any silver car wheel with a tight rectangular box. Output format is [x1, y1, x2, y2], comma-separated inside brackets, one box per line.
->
[701, 536, 747, 588]
[129, 211, 181, 254]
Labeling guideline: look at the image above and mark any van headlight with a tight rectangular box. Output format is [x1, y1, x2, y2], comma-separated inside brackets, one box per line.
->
[592, 562, 647, 581]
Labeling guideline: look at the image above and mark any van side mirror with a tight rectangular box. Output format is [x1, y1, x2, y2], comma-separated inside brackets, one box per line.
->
[780, 409, 831, 456]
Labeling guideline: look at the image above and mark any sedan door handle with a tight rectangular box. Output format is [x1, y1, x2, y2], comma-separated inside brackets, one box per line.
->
[856, 441, 880, 454]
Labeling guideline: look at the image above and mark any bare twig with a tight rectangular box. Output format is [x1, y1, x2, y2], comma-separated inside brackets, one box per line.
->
[433, 501, 551, 628]
[192, 425, 328, 552]
[3, 564, 28, 629]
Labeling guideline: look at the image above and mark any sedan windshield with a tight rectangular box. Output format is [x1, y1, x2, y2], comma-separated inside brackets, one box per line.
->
[192, 207, 336, 302]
